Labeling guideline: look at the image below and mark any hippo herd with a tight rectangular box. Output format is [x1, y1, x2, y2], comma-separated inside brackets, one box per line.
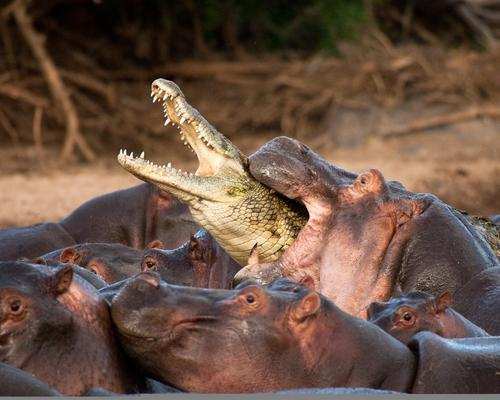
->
[1, 81, 499, 395]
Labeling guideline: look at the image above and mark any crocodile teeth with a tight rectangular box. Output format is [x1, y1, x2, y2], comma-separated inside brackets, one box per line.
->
[140, 151, 145, 159]
[180, 116, 186, 124]
[164, 119, 169, 126]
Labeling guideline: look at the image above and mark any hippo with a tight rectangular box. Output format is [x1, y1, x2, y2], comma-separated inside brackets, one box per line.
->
[0, 223, 75, 262]
[110, 274, 500, 393]
[30, 256, 109, 290]
[111, 273, 416, 393]
[367, 291, 489, 344]
[491, 215, 500, 226]
[0, 362, 60, 396]
[38, 242, 161, 284]
[234, 137, 499, 326]
[0, 183, 199, 261]
[60, 183, 198, 249]
[0, 261, 140, 395]
[141, 229, 240, 288]
[409, 332, 500, 393]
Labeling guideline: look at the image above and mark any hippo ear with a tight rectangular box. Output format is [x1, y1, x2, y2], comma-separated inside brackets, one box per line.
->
[298, 274, 315, 291]
[188, 235, 209, 263]
[291, 291, 321, 323]
[435, 291, 453, 312]
[60, 248, 81, 265]
[147, 240, 164, 249]
[50, 265, 74, 295]
[32, 257, 48, 265]
[247, 243, 260, 266]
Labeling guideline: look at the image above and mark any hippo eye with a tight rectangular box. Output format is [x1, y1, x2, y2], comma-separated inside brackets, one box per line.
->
[9, 299, 23, 314]
[246, 294, 255, 304]
[400, 311, 415, 326]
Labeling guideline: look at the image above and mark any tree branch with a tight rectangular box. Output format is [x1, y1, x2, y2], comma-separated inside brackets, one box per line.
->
[9, 0, 95, 161]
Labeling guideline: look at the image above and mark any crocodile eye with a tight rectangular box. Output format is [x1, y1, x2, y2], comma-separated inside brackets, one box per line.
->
[246, 294, 255, 304]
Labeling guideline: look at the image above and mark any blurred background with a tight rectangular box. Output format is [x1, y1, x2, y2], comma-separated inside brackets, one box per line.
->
[0, 0, 498, 227]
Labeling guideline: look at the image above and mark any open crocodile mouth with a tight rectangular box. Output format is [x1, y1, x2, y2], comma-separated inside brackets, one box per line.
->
[117, 79, 246, 200]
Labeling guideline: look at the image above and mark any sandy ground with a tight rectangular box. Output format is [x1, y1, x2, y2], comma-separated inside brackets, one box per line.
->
[0, 117, 498, 228]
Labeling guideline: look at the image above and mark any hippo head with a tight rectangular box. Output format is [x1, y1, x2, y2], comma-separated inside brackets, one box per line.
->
[111, 273, 415, 393]
[41, 243, 145, 284]
[367, 291, 453, 344]
[141, 229, 240, 289]
[0, 262, 73, 365]
[236, 136, 497, 318]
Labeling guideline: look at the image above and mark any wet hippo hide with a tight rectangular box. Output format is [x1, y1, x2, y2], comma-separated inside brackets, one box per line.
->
[0, 362, 60, 396]
[60, 183, 198, 249]
[0, 223, 75, 262]
[409, 332, 500, 393]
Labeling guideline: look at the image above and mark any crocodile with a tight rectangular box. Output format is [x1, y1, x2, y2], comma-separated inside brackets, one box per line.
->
[117, 79, 307, 265]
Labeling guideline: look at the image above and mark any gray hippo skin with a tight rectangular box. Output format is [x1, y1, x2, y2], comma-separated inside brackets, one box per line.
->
[0, 362, 60, 396]
[409, 332, 500, 393]
[0, 223, 75, 262]
[60, 183, 198, 249]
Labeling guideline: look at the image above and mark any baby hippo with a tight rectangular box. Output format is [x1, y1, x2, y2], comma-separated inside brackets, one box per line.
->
[0, 261, 140, 395]
[141, 229, 240, 288]
[367, 291, 489, 344]
[39, 242, 155, 284]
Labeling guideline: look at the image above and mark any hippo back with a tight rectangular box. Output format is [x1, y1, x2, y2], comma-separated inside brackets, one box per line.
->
[409, 332, 500, 393]
[452, 267, 500, 335]
[0, 362, 60, 396]
[0, 223, 75, 261]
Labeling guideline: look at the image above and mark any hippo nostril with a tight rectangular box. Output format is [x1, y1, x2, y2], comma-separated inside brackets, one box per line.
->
[137, 272, 160, 288]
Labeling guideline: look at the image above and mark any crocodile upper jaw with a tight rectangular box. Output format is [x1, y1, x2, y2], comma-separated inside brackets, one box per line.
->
[117, 79, 248, 203]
